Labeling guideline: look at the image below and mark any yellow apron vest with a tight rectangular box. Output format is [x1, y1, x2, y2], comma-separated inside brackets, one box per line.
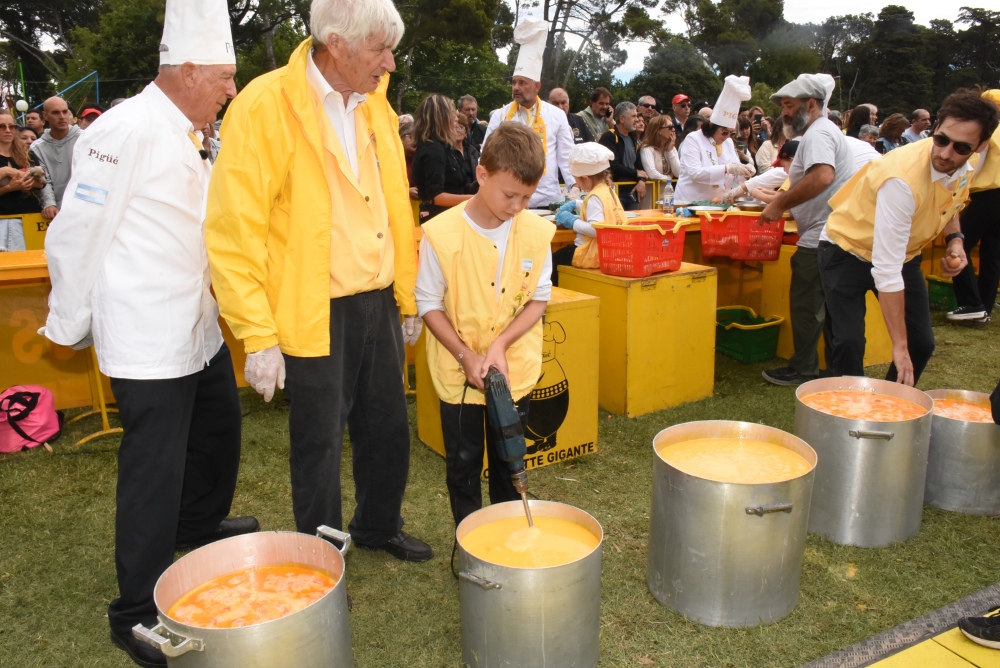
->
[826, 141, 975, 262]
[422, 203, 555, 404]
[971, 126, 1000, 192]
[573, 182, 627, 269]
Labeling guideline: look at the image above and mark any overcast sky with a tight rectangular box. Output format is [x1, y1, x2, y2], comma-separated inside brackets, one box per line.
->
[614, 1, 987, 81]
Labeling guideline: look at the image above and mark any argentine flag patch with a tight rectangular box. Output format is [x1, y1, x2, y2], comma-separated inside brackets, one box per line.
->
[75, 183, 109, 205]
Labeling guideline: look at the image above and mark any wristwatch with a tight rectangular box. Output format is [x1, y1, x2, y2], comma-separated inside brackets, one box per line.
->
[945, 232, 965, 243]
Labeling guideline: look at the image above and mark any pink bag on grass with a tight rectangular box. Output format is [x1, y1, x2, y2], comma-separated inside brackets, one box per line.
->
[0, 386, 63, 453]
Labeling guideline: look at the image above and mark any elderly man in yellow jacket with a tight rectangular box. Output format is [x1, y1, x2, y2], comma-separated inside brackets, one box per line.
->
[818, 89, 1000, 386]
[205, 0, 432, 562]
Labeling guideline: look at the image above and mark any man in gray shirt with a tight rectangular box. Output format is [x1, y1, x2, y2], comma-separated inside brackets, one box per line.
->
[759, 75, 859, 386]
[30, 96, 81, 220]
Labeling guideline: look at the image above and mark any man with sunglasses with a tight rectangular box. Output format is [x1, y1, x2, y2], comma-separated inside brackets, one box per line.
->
[818, 89, 1000, 386]
[637, 95, 658, 121]
[672, 94, 691, 134]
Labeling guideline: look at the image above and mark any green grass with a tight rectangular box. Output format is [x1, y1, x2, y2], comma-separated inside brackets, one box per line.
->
[1, 312, 998, 667]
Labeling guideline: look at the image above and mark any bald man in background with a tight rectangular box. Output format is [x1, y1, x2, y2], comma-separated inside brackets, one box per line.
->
[30, 96, 82, 219]
[549, 87, 592, 145]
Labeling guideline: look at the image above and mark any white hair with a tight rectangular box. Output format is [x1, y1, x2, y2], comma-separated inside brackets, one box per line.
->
[310, 0, 405, 51]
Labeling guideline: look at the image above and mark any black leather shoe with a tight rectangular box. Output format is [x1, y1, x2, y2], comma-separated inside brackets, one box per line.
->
[357, 531, 433, 562]
[176, 516, 260, 552]
[110, 627, 167, 668]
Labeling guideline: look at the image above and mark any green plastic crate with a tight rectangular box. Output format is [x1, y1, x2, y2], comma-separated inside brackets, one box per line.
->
[715, 306, 785, 364]
[926, 275, 957, 311]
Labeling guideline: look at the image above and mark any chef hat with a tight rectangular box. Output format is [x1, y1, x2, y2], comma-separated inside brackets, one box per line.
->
[568, 142, 614, 177]
[159, 0, 236, 66]
[710, 75, 751, 129]
[512, 15, 548, 82]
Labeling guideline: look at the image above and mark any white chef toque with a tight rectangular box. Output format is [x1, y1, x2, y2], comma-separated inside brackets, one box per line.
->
[512, 15, 548, 82]
[568, 142, 614, 178]
[159, 0, 236, 66]
[710, 75, 752, 129]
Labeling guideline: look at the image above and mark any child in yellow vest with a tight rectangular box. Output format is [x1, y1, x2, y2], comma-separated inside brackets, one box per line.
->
[551, 142, 627, 281]
[415, 122, 555, 527]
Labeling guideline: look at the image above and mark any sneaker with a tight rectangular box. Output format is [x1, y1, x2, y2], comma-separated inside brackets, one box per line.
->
[958, 605, 1000, 649]
[947, 305, 988, 321]
[762, 367, 815, 387]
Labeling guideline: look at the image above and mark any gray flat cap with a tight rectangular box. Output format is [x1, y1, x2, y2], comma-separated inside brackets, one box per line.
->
[770, 76, 827, 103]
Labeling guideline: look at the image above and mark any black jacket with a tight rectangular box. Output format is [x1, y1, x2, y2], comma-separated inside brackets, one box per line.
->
[598, 128, 644, 198]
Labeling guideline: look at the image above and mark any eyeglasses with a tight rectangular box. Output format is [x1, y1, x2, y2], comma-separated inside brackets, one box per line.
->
[676, 102, 691, 108]
[932, 133, 975, 156]
[0, 124, 16, 131]
[638, 103, 656, 109]
[718, 130, 732, 137]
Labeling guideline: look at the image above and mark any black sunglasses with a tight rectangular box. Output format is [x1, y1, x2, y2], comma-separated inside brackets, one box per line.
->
[638, 103, 656, 109]
[932, 133, 975, 156]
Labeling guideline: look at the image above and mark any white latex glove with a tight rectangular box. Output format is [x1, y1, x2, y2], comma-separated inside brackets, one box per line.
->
[738, 163, 757, 178]
[724, 162, 742, 175]
[723, 186, 744, 204]
[402, 315, 422, 346]
[37, 326, 93, 350]
[245, 345, 285, 402]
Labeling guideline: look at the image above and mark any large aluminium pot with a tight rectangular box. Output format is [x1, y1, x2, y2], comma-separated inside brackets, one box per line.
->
[134, 526, 353, 667]
[456, 500, 603, 668]
[795, 377, 933, 547]
[924, 389, 1000, 515]
[647, 420, 816, 627]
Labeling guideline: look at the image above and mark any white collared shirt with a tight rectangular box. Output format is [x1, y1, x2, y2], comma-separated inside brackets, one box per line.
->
[819, 143, 973, 292]
[305, 49, 367, 179]
[44, 82, 223, 379]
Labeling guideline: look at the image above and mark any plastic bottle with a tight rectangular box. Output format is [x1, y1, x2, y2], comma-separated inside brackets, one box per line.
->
[661, 180, 675, 214]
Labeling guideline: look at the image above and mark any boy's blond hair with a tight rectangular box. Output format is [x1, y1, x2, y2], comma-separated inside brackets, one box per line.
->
[480, 122, 545, 185]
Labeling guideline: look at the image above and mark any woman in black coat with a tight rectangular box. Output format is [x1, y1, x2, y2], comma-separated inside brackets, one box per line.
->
[410, 93, 474, 222]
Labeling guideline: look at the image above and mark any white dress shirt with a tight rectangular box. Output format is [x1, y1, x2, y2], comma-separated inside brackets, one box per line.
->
[44, 83, 223, 379]
[306, 49, 366, 179]
[674, 131, 742, 202]
[482, 99, 575, 208]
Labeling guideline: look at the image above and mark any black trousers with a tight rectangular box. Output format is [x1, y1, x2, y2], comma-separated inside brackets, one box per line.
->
[818, 241, 935, 382]
[282, 287, 410, 545]
[440, 395, 530, 527]
[551, 243, 576, 287]
[952, 189, 1000, 312]
[787, 246, 825, 377]
[108, 343, 242, 634]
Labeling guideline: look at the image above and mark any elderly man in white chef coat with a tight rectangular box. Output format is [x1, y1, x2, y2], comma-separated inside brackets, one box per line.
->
[674, 76, 756, 203]
[482, 14, 575, 208]
[41, 2, 257, 666]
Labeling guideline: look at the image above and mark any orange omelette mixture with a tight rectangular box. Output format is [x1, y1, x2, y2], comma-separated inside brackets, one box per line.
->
[801, 390, 925, 421]
[933, 398, 995, 423]
[461, 516, 599, 568]
[657, 437, 811, 484]
[167, 563, 338, 628]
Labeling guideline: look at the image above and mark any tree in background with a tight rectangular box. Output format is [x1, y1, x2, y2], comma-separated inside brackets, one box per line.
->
[628, 33, 721, 108]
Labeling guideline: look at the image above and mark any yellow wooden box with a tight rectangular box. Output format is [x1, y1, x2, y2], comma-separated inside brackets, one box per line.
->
[557, 263, 716, 417]
[416, 287, 600, 471]
[759, 244, 892, 368]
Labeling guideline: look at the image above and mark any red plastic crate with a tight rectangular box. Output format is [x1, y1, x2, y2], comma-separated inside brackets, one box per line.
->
[593, 219, 688, 278]
[698, 211, 785, 261]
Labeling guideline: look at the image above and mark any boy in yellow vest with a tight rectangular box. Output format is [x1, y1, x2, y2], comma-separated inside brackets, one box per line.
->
[819, 89, 999, 386]
[551, 142, 627, 280]
[415, 122, 554, 526]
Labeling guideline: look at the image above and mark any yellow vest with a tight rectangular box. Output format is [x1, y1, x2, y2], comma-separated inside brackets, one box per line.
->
[422, 202, 555, 404]
[573, 182, 627, 269]
[971, 125, 1000, 192]
[826, 141, 975, 262]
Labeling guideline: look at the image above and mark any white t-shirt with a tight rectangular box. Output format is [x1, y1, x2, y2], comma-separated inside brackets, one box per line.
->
[415, 211, 553, 317]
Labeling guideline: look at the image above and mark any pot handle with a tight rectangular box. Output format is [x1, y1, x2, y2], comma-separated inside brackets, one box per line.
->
[317, 525, 352, 557]
[132, 622, 204, 657]
[849, 429, 895, 441]
[745, 502, 793, 516]
[459, 572, 502, 590]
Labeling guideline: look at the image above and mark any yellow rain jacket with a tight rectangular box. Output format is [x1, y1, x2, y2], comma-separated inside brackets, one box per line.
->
[205, 39, 416, 356]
